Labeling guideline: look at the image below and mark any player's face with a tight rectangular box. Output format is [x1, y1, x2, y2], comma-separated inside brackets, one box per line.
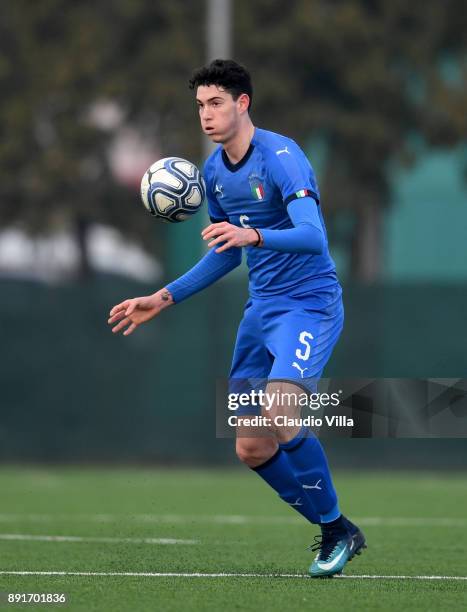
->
[196, 85, 247, 144]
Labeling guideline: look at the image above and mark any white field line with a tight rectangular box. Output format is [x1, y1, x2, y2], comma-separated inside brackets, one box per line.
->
[0, 514, 465, 528]
[0, 534, 197, 545]
[0, 571, 465, 581]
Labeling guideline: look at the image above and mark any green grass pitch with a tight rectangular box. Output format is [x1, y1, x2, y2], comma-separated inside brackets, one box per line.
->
[0, 468, 465, 611]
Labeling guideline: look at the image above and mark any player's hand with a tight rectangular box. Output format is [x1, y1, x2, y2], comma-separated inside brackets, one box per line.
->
[108, 288, 174, 336]
[201, 222, 257, 253]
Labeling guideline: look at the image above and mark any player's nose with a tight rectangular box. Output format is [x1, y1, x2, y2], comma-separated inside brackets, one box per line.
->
[200, 107, 212, 120]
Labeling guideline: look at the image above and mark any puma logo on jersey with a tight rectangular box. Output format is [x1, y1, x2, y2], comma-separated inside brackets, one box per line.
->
[276, 146, 290, 156]
[214, 184, 223, 197]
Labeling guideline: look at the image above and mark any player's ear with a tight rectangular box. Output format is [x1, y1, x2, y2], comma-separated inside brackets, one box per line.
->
[237, 93, 250, 115]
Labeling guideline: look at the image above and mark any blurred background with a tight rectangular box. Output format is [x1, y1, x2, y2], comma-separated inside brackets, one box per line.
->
[1, 0, 466, 468]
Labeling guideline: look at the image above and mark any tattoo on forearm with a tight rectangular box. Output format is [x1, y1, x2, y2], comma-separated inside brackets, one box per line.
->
[161, 290, 171, 302]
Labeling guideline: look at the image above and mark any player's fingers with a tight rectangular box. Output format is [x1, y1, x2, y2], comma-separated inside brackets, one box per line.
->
[125, 300, 139, 316]
[108, 310, 127, 324]
[215, 240, 234, 253]
[207, 234, 228, 248]
[109, 300, 130, 317]
[123, 322, 137, 336]
[201, 224, 214, 237]
[202, 222, 226, 237]
[201, 225, 220, 239]
[111, 317, 131, 334]
[202, 227, 223, 241]
[203, 222, 229, 238]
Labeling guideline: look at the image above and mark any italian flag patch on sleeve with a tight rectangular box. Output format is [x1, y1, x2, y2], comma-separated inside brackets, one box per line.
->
[283, 188, 319, 206]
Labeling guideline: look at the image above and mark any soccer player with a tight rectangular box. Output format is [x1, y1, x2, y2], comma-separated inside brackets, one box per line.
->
[108, 59, 366, 577]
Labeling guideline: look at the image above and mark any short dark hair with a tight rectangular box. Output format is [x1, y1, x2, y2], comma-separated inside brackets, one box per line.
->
[189, 59, 253, 110]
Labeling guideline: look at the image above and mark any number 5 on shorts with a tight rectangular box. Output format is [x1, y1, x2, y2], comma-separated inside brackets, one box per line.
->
[295, 331, 314, 361]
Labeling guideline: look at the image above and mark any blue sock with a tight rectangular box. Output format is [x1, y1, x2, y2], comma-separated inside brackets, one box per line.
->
[252, 448, 320, 524]
[280, 427, 340, 523]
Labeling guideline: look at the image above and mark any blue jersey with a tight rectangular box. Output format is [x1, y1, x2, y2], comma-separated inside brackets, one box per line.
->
[203, 128, 338, 298]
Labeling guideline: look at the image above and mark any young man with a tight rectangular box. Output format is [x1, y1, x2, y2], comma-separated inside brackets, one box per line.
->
[108, 59, 366, 577]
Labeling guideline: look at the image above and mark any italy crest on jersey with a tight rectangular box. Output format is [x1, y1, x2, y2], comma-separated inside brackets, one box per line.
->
[249, 175, 265, 200]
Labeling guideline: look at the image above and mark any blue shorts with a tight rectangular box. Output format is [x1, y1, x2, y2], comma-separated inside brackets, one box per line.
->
[229, 286, 344, 388]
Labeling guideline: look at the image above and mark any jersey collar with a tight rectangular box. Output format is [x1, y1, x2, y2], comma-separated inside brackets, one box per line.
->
[221, 143, 255, 173]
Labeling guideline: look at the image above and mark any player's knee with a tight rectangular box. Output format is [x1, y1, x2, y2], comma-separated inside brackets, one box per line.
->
[235, 438, 277, 467]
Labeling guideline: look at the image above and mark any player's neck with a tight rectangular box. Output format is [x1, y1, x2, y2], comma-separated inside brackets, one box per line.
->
[222, 121, 255, 165]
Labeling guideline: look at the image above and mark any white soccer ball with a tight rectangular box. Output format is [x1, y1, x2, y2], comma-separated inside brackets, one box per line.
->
[140, 157, 206, 223]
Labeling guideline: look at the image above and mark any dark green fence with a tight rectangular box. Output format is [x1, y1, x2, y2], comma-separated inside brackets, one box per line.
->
[1, 277, 466, 467]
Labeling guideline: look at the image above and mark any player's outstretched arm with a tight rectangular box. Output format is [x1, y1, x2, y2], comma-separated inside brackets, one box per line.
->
[108, 288, 174, 336]
[109, 248, 241, 336]
[165, 246, 242, 303]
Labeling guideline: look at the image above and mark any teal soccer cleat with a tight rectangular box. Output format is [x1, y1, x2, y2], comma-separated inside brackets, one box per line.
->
[308, 516, 366, 578]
